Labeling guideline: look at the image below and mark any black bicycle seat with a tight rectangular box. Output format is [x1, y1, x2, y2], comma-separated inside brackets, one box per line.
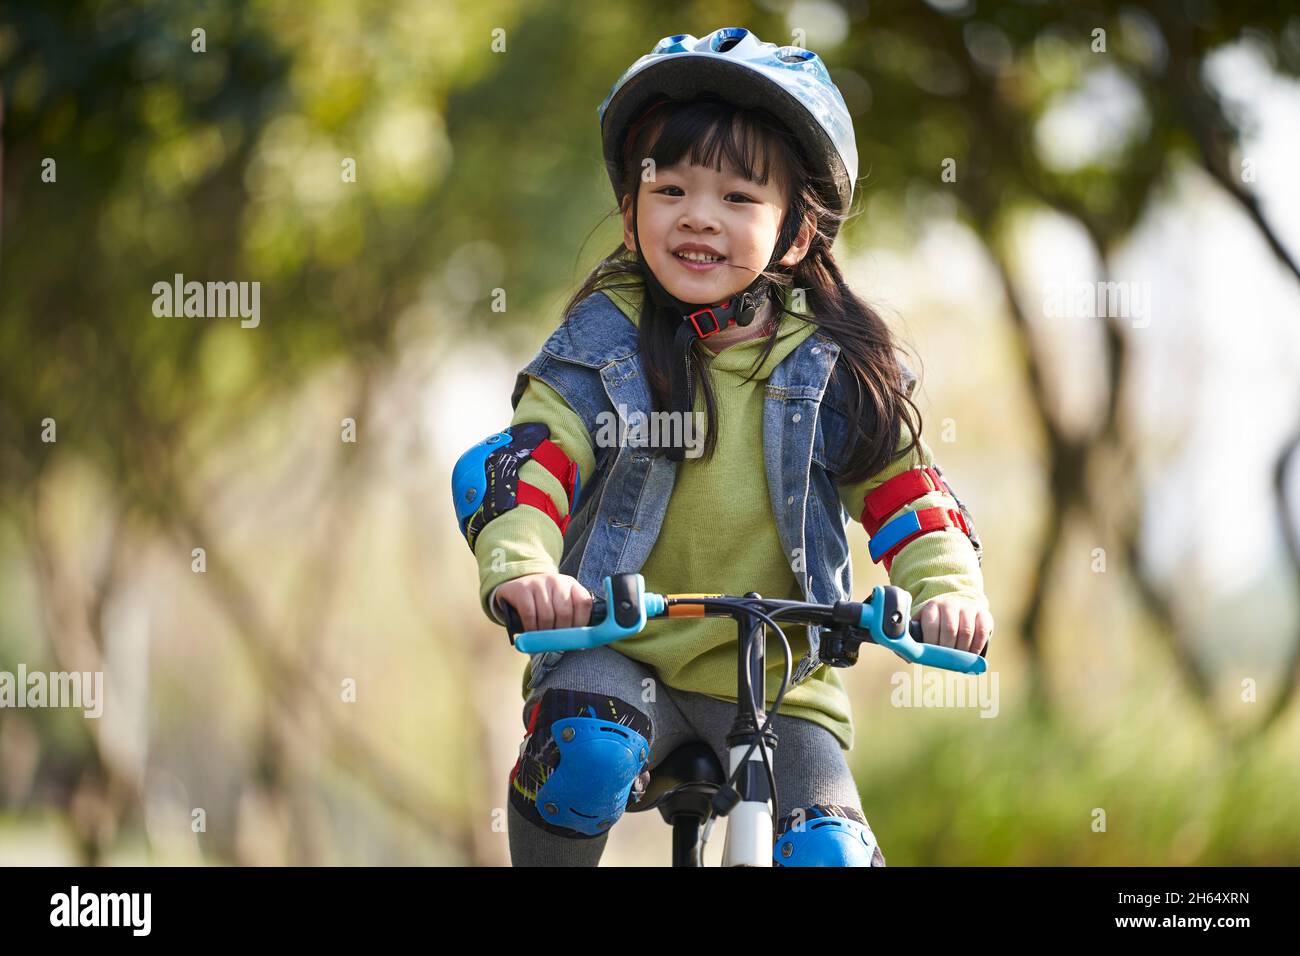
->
[627, 740, 725, 821]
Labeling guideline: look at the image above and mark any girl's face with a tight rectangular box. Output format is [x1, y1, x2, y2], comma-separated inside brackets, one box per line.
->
[621, 139, 812, 306]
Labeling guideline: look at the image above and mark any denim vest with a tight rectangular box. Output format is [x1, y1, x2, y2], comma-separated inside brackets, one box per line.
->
[511, 290, 913, 693]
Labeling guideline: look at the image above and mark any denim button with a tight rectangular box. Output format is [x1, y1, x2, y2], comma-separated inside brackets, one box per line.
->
[787, 495, 795, 505]
[792, 413, 801, 423]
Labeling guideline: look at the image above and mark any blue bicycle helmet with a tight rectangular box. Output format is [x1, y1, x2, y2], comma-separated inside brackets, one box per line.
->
[597, 26, 859, 236]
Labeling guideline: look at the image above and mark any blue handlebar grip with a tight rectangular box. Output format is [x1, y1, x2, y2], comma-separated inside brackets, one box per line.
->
[514, 575, 665, 654]
[900, 639, 987, 674]
[859, 586, 986, 674]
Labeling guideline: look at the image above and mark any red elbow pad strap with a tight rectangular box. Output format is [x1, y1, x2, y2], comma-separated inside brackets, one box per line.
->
[860, 466, 948, 535]
[519, 438, 580, 535]
[517, 481, 570, 535]
[870, 506, 973, 574]
[530, 439, 580, 513]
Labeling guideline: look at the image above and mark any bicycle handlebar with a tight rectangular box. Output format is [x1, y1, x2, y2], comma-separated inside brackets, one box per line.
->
[499, 574, 987, 675]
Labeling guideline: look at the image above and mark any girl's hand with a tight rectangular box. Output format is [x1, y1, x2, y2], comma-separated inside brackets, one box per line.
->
[494, 573, 594, 632]
[914, 596, 993, 654]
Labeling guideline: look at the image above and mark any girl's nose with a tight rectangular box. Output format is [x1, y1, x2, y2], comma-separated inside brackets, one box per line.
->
[677, 205, 722, 233]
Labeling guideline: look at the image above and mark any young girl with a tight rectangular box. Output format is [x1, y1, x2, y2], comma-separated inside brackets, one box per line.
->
[453, 27, 992, 866]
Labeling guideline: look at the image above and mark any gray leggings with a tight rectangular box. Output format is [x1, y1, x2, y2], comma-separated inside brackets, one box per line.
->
[506, 644, 885, 866]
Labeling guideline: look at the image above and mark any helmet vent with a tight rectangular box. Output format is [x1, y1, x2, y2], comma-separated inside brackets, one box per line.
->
[652, 34, 694, 54]
[711, 28, 748, 53]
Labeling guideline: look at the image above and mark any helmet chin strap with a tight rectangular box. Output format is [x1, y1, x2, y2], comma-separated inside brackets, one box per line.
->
[631, 184, 786, 462]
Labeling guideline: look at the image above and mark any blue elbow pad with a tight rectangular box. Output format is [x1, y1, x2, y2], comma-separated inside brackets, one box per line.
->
[451, 422, 581, 551]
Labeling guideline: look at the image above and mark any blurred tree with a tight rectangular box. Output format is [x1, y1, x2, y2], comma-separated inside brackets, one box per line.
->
[830, 1, 1300, 735]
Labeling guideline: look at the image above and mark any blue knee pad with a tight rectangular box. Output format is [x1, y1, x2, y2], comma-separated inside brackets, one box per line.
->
[510, 689, 652, 839]
[774, 805, 883, 867]
[534, 709, 650, 836]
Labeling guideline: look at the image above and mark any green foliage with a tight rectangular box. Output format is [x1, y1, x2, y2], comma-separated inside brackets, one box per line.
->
[858, 697, 1300, 865]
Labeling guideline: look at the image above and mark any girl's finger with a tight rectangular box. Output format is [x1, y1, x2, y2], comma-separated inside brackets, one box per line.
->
[550, 582, 574, 628]
[938, 602, 960, 649]
[920, 601, 942, 645]
[572, 583, 594, 626]
[973, 610, 993, 654]
[954, 606, 976, 653]
[532, 583, 556, 631]
[514, 590, 537, 633]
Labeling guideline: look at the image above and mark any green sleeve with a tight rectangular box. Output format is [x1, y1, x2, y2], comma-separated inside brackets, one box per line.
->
[473, 376, 598, 623]
[836, 431, 988, 614]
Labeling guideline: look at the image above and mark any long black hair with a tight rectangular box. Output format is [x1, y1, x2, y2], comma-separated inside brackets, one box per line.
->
[562, 94, 921, 485]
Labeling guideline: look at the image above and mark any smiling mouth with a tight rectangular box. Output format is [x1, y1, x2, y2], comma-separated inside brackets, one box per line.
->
[673, 252, 727, 269]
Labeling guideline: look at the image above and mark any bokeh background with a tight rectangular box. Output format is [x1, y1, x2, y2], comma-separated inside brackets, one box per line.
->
[2, 0, 1298, 865]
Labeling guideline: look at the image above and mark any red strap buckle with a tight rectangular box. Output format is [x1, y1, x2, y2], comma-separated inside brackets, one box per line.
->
[688, 300, 733, 338]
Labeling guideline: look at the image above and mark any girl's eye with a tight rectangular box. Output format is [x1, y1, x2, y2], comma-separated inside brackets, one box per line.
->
[654, 186, 754, 203]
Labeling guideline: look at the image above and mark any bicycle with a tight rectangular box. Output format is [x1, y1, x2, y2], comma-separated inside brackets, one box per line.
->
[501, 573, 988, 867]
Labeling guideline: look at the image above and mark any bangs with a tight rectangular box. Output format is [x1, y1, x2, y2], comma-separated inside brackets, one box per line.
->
[636, 96, 794, 196]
